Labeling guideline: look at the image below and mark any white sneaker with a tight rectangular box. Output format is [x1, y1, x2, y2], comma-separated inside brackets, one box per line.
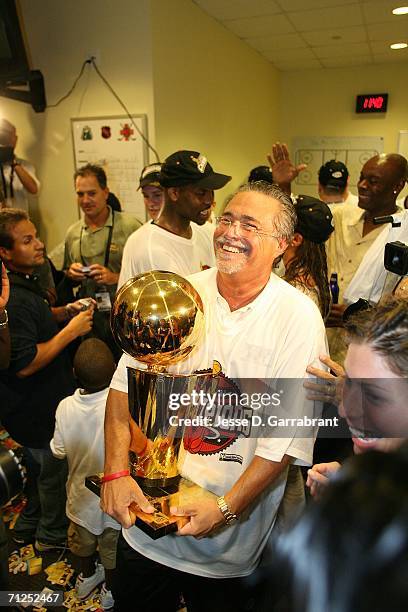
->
[100, 583, 114, 610]
[75, 563, 105, 599]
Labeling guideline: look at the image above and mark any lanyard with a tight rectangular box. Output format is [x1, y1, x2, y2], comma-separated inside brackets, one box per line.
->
[79, 209, 114, 268]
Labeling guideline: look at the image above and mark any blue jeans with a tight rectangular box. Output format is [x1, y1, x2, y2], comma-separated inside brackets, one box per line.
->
[13, 447, 68, 543]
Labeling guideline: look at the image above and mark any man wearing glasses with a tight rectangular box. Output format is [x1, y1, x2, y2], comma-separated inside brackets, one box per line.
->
[103, 181, 327, 610]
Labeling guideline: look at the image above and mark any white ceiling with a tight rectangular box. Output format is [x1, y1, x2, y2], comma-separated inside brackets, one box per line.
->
[193, 0, 408, 70]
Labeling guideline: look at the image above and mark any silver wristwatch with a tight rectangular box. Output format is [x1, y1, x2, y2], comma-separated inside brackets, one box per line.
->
[217, 495, 238, 525]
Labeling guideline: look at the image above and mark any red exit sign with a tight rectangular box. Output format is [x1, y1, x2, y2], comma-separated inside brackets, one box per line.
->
[356, 93, 388, 113]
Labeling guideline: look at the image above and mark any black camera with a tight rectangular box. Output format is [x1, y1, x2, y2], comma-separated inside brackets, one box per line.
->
[0, 447, 25, 506]
[384, 241, 408, 276]
[0, 146, 14, 165]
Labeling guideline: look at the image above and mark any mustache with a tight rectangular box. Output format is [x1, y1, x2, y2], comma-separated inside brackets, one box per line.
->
[215, 235, 247, 249]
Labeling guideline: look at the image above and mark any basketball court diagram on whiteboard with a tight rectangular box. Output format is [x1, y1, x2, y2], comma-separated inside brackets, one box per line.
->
[292, 136, 384, 197]
[71, 115, 148, 220]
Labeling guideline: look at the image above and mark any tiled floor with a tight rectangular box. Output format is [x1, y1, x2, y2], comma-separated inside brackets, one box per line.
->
[1, 426, 106, 611]
[6, 526, 106, 611]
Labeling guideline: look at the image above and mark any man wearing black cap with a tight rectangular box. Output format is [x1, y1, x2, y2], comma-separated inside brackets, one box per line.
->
[318, 160, 358, 207]
[118, 150, 231, 286]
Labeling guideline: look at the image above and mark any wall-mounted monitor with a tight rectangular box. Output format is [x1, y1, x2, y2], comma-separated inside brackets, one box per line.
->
[0, 0, 46, 112]
[0, 0, 30, 81]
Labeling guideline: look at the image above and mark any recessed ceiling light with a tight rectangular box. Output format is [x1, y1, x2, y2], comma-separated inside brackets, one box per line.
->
[390, 42, 408, 49]
[392, 6, 408, 15]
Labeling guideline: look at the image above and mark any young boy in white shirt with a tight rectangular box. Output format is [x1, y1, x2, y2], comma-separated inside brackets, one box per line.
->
[50, 338, 120, 610]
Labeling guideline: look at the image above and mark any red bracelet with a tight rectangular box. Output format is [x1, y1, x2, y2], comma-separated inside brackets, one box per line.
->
[101, 469, 130, 483]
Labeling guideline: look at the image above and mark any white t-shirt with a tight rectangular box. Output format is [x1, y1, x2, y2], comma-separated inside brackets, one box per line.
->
[110, 268, 327, 578]
[50, 388, 120, 535]
[327, 191, 359, 210]
[1, 158, 40, 212]
[344, 209, 408, 304]
[118, 221, 215, 288]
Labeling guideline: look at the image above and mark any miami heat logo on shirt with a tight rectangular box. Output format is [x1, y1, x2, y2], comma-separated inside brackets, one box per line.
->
[183, 368, 253, 456]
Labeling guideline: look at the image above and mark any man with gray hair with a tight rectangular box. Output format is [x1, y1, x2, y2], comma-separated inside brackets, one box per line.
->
[102, 182, 327, 610]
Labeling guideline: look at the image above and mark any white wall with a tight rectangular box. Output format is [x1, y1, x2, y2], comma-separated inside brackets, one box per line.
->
[1, 0, 155, 249]
[279, 61, 408, 199]
[4, 3, 407, 250]
[3, 0, 281, 246]
[151, 0, 281, 209]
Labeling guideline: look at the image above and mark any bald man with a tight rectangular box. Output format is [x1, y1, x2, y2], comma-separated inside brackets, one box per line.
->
[0, 119, 40, 211]
[326, 153, 407, 360]
[327, 153, 407, 305]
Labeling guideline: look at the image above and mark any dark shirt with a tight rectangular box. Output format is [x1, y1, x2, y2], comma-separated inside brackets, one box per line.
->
[0, 272, 75, 448]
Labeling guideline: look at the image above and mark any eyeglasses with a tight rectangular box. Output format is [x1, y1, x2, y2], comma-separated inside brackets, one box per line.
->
[215, 216, 279, 239]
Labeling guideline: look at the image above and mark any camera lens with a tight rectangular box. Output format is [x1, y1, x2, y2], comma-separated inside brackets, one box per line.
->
[0, 447, 25, 506]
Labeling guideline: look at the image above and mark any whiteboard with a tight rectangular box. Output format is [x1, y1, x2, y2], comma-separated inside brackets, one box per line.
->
[292, 136, 384, 197]
[397, 131, 408, 201]
[71, 115, 148, 221]
[398, 130, 408, 159]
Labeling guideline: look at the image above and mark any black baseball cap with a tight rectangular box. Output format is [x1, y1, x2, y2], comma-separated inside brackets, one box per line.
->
[139, 163, 163, 189]
[294, 195, 334, 244]
[318, 160, 349, 191]
[248, 165, 273, 184]
[159, 150, 231, 189]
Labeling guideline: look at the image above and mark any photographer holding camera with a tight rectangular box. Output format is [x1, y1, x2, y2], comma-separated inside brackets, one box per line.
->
[344, 207, 408, 305]
[63, 164, 141, 361]
[0, 208, 95, 550]
[0, 119, 40, 211]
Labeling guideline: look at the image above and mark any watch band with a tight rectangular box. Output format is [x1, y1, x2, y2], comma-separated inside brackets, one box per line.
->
[217, 495, 238, 525]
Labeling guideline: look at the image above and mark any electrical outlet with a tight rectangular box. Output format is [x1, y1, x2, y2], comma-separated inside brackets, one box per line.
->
[87, 50, 101, 66]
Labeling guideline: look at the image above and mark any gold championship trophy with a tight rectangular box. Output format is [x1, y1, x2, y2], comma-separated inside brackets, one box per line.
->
[86, 270, 217, 538]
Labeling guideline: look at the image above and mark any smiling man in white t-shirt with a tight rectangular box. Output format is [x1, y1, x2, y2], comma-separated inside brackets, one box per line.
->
[102, 182, 327, 611]
[118, 150, 231, 288]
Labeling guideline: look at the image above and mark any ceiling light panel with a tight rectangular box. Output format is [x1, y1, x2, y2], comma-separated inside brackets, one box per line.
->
[392, 6, 408, 15]
[361, 0, 408, 23]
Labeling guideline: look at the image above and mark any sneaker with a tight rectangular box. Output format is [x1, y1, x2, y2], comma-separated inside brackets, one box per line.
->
[76, 563, 105, 600]
[12, 534, 34, 546]
[100, 583, 114, 610]
[35, 539, 67, 552]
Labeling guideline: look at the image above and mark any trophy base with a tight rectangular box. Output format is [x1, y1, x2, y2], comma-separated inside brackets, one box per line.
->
[85, 474, 215, 540]
[135, 474, 180, 497]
